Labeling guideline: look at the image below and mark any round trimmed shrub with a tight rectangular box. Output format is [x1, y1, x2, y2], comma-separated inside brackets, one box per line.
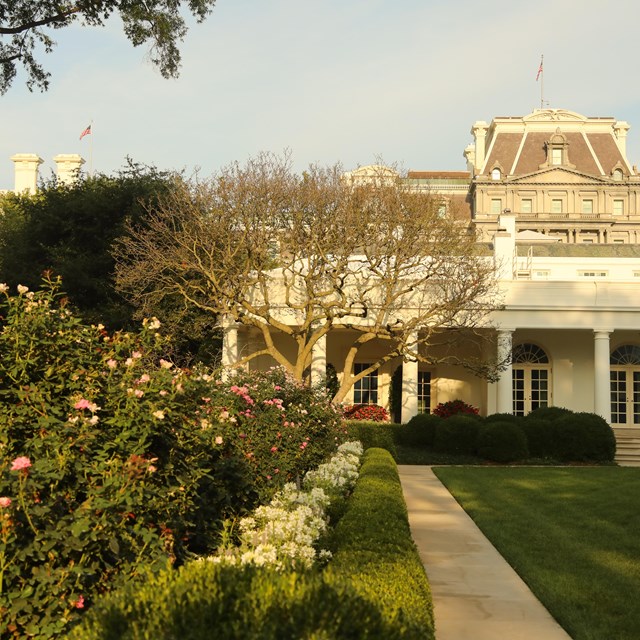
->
[404, 413, 442, 447]
[553, 412, 616, 462]
[433, 415, 480, 455]
[526, 406, 573, 421]
[484, 412, 520, 425]
[521, 417, 557, 458]
[477, 421, 529, 463]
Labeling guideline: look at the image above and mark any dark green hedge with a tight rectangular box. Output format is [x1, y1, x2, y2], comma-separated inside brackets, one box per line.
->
[348, 409, 616, 464]
[477, 421, 529, 463]
[326, 448, 435, 639]
[66, 562, 408, 640]
[345, 420, 398, 456]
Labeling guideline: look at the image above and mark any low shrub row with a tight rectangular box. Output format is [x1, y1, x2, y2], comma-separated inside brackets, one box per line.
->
[351, 407, 616, 464]
[325, 448, 435, 639]
[67, 448, 434, 639]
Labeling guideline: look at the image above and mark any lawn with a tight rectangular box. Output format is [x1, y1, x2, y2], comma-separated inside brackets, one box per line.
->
[433, 467, 640, 640]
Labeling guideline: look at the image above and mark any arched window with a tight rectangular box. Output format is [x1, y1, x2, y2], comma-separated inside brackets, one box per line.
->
[611, 344, 640, 365]
[613, 168, 623, 181]
[491, 167, 501, 180]
[513, 343, 549, 364]
[512, 343, 550, 415]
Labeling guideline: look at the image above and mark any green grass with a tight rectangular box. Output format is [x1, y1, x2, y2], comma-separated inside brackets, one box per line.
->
[434, 467, 640, 640]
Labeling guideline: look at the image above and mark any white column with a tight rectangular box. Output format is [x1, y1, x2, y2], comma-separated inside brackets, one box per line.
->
[594, 330, 612, 422]
[221, 315, 239, 379]
[310, 333, 327, 387]
[11, 153, 43, 194]
[53, 154, 85, 185]
[401, 332, 419, 423]
[496, 329, 514, 414]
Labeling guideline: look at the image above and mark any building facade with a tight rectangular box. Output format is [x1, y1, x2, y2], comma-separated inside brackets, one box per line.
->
[220, 109, 640, 437]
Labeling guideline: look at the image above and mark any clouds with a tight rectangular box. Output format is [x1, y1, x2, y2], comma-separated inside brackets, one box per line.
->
[2, 0, 640, 189]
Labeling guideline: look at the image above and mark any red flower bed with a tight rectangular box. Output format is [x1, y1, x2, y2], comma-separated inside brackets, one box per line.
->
[343, 404, 389, 422]
[433, 399, 479, 419]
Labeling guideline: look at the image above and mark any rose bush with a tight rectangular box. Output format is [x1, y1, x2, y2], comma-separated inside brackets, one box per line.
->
[432, 399, 479, 418]
[342, 404, 389, 422]
[0, 278, 346, 638]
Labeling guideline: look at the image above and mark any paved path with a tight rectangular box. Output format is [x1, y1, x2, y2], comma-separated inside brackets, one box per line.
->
[397, 465, 572, 640]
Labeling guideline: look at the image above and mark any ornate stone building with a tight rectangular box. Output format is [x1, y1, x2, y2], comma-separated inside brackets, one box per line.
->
[466, 108, 640, 244]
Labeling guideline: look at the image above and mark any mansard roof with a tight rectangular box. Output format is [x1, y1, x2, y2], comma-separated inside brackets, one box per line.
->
[479, 108, 634, 178]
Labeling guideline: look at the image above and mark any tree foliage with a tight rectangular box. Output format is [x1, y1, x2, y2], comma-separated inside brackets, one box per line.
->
[0, 1, 217, 93]
[0, 162, 175, 328]
[115, 153, 503, 402]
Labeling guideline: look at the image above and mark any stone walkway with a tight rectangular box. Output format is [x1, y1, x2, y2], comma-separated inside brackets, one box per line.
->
[397, 465, 572, 640]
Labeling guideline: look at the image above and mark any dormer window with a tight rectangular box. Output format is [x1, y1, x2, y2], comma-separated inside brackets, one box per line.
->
[613, 168, 623, 181]
[491, 167, 501, 180]
[540, 129, 575, 170]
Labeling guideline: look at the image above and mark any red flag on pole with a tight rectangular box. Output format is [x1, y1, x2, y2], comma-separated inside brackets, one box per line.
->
[536, 57, 543, 81]
[79, 124, 92, 140]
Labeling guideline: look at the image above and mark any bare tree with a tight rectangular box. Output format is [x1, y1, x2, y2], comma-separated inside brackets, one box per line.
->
[0, 1, 217, 93]
[114, 153, 502, 403]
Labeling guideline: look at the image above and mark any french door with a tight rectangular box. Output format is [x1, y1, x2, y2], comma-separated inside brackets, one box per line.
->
[610, 368, 640, 425]
[513, 367, 550, 416]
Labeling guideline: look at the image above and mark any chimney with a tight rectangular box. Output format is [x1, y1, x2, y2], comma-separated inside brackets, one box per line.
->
[470, 121, 488, 174]
[463, 144, 476, 174]
[493, 212, 516, 281]
[53, 154, 85, 186]
[10, 153, 43, 194]
[613, 121, 630, 158]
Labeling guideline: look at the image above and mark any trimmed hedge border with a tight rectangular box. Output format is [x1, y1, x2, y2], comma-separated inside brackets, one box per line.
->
[66, 448, 434, 639]
[326, 448, 435, 639]
[347, 409, 616, 464]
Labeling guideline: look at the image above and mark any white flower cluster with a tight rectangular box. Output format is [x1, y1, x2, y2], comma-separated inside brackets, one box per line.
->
[210, 441, 363, 570]
[303, 440, 363, 495]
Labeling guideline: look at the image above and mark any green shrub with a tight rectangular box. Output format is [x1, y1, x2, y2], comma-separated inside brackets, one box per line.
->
[66, 563, 403, 640]
[345, 421, 397, 456]
[521, 417, 558, 458]
[68, 448, 434, 640]
[477, 421, 529, 463]
[553, 413, 616, 462]
[326, 448, 435, 639]
[526, 406, 573, 421]
[433, 415, 480, 455]
[484, 412, 520, 424]
[0, 280, 346, 638]
[403, 413, 442, 447]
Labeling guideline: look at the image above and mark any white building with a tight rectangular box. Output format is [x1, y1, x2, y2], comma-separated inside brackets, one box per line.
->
[221, 109, 640, 449]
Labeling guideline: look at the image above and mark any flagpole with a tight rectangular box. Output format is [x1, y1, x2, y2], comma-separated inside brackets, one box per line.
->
[89, 119, 93, 176]
[540, 55, 544, 109]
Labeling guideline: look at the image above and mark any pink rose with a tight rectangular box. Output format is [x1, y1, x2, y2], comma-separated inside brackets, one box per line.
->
[0, 497, 11, 508]
[11, 456, 32, 471]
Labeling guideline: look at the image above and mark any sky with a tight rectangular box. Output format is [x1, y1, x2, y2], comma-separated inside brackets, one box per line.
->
[2, 0, 640, 190]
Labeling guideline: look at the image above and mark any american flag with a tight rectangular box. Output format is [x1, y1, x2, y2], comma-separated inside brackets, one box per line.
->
[79, 124, 92, 140]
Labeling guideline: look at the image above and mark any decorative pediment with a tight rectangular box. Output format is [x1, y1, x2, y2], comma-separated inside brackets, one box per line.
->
[523, 109, 588, 123]
[505, 166, 610, 185]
